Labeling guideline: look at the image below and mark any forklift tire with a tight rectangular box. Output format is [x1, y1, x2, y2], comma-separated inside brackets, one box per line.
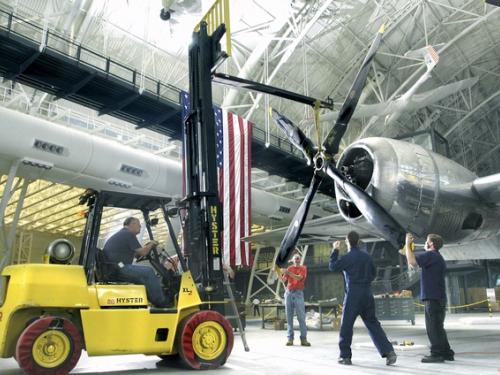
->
[177, 310, 234, 369]
[157, 353, 179, 361]
[15, 316, 83, 375]
[11, 316, 38, 362]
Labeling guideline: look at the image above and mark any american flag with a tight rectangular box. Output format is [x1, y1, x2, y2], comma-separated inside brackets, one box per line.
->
[426, 45, 439, 64]
[181, 91, 253, 267]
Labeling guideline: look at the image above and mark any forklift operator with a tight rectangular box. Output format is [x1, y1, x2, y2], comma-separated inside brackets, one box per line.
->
[103, 217, 169, 307]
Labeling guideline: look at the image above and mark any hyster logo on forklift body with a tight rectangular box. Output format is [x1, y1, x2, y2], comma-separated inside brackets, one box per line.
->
[210, 206, 220, 255]
[107, 297, 144, 304]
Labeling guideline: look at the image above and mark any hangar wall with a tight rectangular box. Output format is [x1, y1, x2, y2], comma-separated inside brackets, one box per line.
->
[5, 225, 83, 264]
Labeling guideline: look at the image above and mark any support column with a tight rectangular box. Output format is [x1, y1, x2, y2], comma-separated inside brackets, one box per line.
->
[15, 231, 33, 264]
[485, 260, 493, 288]
[245, 247, 261, 305]
[245, 246, 283, 304]
[0, 160, 22, 306]
[6, 178, 30, 258]
[445, 275, 460, 314]
[0, 160, 20, 271]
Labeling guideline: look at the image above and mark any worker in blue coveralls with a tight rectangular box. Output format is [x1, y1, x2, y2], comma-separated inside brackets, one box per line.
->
[329, 231, 397, 366]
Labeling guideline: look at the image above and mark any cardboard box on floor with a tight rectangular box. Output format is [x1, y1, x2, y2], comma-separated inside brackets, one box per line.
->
[332, 317, 341, 330]
[463, 287, 500, 312]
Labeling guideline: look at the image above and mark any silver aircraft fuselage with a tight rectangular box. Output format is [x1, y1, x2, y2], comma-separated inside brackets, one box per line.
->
[336, 137, 500, 244]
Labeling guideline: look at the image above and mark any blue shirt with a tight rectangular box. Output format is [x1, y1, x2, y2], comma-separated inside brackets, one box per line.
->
[103, 228, 141, 265]
[329, 247, 376, 290]
[415, 250, 447, 301]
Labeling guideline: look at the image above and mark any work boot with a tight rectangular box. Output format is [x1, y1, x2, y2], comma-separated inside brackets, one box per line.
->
[300, 338, 311, 347]
[386, 351, 397, 365]
[421, 354, 444, 363]
[443, 350, 455, 361]
[338, 357, 352, 365]
[286, 339, 293, 346]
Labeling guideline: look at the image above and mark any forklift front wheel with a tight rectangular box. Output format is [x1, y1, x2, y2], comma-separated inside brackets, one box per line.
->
[177, 310, 234, 369]
[15, 316, 83, 375]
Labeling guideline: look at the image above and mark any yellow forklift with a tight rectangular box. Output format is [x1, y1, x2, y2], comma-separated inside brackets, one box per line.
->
[0, 1, 240, 373]
[0, 0, 335, 371]
[0, 189, 234, 373]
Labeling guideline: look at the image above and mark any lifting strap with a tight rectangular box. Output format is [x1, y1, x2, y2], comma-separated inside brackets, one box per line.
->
[313, 100, 322, 154]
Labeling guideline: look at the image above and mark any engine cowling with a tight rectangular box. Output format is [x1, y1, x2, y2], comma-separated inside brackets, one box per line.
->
[335, 137, 500, 244]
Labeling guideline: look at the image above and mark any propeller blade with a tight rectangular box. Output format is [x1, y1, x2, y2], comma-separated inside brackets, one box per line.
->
[271, 108, 316, 165]
[323, 24, 385, 156]
[323, 161, 406, 249]
[275, 173, 323, 268]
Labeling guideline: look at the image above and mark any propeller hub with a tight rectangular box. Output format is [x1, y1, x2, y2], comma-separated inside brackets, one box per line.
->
[313, 153, 325, 172]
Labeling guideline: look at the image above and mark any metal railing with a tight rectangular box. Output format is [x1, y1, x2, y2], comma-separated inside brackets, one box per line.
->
[252, 125, 303, 159]
[0, 8, 181, 105]
[0, 5, 303, 162]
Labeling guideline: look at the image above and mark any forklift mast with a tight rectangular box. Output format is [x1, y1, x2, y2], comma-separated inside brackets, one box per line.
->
[182, 21, 228, 300]
[174, 0, 331, 301]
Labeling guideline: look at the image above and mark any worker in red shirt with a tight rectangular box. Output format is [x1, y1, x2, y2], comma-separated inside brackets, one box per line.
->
[281, 253, 311, 346]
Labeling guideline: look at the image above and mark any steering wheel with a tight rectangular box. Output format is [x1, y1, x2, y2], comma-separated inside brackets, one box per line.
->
[136, 243, 160, 263]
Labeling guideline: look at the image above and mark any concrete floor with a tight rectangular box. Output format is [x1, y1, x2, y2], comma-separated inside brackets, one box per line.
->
[1, 313, 500, 374]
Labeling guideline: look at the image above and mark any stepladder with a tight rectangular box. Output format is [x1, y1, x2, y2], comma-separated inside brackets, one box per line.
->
[223, 270, 250, 352]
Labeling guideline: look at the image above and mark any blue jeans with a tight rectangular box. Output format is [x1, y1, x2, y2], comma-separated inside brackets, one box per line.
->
[116, 264, 168, 307]
[285, 289, 307, 340]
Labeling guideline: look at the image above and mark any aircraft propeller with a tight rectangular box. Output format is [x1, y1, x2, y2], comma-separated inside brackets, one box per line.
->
[272, 25, 406, 267]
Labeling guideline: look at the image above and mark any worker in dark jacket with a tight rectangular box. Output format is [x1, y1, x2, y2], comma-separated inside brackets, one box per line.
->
[329, 231, 397, 366]
[404, 233, 454, 363]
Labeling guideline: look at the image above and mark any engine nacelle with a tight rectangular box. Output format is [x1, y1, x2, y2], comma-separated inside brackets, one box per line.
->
[335, 137, 500, 244]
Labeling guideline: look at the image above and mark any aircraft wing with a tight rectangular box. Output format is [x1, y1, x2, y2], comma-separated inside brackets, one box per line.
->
[303, 77, 478, 125]
[406, 77, 478, 110]
[244, 213, 384, 246]
[472, 173, 500, 206]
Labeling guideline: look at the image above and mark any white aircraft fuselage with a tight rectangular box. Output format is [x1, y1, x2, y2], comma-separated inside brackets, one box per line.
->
[0, 106, 329, 227]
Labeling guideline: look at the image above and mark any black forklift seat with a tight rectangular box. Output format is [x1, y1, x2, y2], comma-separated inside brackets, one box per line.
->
[94, 248, 126, 284]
